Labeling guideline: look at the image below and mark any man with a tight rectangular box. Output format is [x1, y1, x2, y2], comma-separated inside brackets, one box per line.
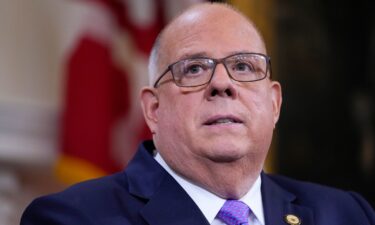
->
[21, 3, 374, 225]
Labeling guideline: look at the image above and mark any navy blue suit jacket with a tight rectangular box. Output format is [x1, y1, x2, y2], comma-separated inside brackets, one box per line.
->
[21, 141, 375, 225]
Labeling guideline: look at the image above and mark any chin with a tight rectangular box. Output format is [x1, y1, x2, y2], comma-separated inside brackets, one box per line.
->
[203, 142, 249, 163]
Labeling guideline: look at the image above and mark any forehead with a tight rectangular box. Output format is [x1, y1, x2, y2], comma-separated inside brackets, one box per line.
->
[160, 5, 266, 64]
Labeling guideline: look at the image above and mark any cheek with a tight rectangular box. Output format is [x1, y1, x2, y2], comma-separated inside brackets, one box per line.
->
[157, 93, 198, 137]
[155, 95, 202, 160]
[252, 96, 273, 117]
[242, 91, 275, 152]
[243, 88, 275, 129]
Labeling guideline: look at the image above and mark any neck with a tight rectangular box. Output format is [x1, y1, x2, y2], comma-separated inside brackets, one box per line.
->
[169, 155, 264, 199]
[201, 162, 261, 199]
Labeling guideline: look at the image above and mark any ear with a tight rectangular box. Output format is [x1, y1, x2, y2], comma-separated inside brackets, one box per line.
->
[140, 87, 159, 134]
[270, 81, 282, 125]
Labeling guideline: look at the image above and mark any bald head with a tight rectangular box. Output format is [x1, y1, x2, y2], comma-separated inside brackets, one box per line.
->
[148, 3, 266, 86]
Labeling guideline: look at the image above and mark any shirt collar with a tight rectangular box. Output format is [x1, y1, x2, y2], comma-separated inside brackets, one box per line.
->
[240, 174, 264, 225]
[155, 153, 264, 225]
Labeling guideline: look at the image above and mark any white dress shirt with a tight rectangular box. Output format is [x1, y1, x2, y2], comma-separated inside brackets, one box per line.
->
[155, 153, 265, 225]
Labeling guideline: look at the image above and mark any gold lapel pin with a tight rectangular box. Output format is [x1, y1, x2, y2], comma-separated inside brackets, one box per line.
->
[284, 214, 301, 225]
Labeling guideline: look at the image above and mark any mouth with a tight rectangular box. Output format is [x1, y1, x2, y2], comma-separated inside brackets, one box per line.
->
[203, 115, 243, 126]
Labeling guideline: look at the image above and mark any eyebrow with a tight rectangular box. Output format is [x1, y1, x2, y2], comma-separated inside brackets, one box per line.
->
[178, 51, 253, 61]
[178, 52, 209, 61]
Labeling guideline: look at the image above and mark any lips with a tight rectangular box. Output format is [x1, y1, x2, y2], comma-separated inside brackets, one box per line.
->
[203, 115, 243, 126]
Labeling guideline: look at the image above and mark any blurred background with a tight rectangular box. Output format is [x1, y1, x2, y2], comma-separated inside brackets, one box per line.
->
[0, 0, 374, 224]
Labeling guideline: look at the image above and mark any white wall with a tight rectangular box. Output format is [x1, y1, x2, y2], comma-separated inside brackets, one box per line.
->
[0, 0, 88, 166]
[0, 1, 87, 224]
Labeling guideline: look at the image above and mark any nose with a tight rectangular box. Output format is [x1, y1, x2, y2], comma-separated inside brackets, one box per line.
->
[205, 63, 238, 100]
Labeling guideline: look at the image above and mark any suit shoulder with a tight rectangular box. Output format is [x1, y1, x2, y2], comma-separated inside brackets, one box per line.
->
[265, 173, 369, 203]
[265, 173, 375, 218]
[51, 172, 131, 206]
[265, 173, 347, 196]
[21, 172, 130, 225]
[59, 172, 127, 196]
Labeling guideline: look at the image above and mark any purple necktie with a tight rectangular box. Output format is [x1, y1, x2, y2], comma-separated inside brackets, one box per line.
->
[217, 200, 250, 225]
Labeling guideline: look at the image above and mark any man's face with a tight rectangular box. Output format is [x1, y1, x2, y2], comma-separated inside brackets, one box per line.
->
[142, 7, 281, 183]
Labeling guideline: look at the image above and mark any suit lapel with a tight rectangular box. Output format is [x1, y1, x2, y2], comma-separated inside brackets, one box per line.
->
[126, 141, 210, 225]
[140, 174, 210, 225]
[261, 173, 315, 225]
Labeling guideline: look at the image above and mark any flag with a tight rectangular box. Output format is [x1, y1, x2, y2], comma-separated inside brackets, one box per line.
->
[56, 0, 203, 184]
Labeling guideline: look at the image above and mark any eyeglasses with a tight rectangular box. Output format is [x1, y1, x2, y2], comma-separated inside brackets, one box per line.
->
[153, 52, 271, 88]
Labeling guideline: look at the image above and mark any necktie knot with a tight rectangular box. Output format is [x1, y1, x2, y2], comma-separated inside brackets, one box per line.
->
[217, 200, 250, 225]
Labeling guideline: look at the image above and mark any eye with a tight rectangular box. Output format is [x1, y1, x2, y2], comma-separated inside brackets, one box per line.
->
[182, 60, 211, 77]
[185, 64, 204, 75]
[232, 61, 255, 72]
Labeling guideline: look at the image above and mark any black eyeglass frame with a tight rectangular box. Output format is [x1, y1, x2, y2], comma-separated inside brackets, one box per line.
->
[153, 52, 272, 88]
